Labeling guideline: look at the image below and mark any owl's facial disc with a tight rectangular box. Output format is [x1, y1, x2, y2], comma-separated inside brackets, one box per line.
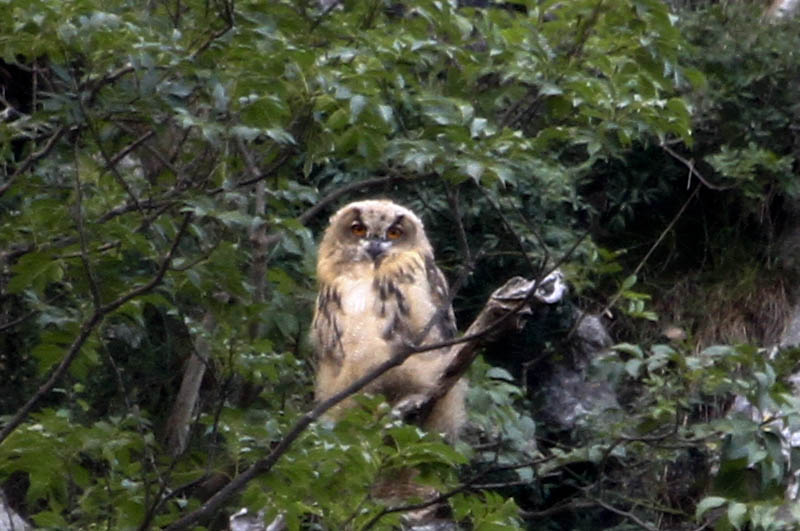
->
[337, 206, 416, 263]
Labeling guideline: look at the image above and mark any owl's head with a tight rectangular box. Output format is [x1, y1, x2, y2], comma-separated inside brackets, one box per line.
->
[319, 199, 433, 266]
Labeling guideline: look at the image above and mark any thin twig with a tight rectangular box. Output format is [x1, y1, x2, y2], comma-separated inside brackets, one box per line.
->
[361, 446, 553, 530]
[584, 494, 658, 531]
[0, 295, 61, 333]
[597, 185, 700, 321]
[115, 122, 181, 177]
[85, 65, 135, 102]
[660, 142, 735, 191]
[0, 125, 66, 197]
[479, 186, 547, 277]
[205, 146, 293, 196]
[520, 499, 596, 518]
[0, 309, 40, 333]
[96, 199, 175, 224]
[73, 144, 102, 309]
[659, 142, 736, 191]
[189, 15, 234, 60]
[77, 93, 146, 218]
[446, 185, 472, 265]
[567, 184, 700, 341]
[106, 128, 157, 171]
[58, 241, 121, 259]
[360, 465, 501, 531]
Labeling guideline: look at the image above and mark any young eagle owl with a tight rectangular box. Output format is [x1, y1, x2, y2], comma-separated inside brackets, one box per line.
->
[311, 199, 466, 439]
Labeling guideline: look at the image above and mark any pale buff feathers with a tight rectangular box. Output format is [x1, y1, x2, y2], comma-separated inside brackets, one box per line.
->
[311, 199, 466, 439]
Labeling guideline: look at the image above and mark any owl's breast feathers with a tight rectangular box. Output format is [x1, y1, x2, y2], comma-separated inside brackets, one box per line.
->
[312, 249, 456, 365]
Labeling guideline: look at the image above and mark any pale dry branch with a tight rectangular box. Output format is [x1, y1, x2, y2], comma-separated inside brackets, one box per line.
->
[395, 271, 567, 426]
[164, 312, 216, 458]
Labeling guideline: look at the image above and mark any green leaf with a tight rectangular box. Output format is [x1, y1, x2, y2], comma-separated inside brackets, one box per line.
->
[614, 343, 644, 358]
[266, 127, 297, 144]
[377, 104, 394, 125]
[32, 511, 69, 527]
[231, 125, 261, 141]
[212, 81, 228, 112]
[349, 94, 368, 122]
[7, 252, 63, 294]
[327, 108, 348, 130]
[625, 358, 643, 378]
[727, 502, 747, 530]
[620, 274, 637, 290]
[696, 496, 727, 519]
[470, 117, 488, 138]
[464, 160, 484, 181]
[486, 367, 515, 382]
[539, 83, 563, 96]
[701, 345, 735, 358]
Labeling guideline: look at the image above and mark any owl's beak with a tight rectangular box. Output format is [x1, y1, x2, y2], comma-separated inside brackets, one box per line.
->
[365, 239, 389, 260]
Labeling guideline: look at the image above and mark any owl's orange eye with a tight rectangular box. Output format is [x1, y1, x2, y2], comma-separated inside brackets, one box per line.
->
[386, 226, 404, 240]
[351, 223, 367, 237]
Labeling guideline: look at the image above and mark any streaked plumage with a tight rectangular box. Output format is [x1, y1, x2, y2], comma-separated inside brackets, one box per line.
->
[311, 199, 466, 438]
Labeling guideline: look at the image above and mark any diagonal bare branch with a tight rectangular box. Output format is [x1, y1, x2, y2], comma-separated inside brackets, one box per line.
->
[0, 125, 67, 197]
[0, 213, 193, 445]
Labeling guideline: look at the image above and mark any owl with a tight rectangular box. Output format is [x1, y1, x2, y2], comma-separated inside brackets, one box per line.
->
[311, 199, 466, 439]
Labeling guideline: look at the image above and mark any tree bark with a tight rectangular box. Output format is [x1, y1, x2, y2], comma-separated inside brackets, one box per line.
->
[164, 312, 215, 457]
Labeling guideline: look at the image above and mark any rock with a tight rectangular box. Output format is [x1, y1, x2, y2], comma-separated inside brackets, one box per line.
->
[537, 312, 619, 431]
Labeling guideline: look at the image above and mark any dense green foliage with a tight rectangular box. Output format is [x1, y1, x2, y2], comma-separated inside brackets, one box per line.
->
[2, 0, 800, 529]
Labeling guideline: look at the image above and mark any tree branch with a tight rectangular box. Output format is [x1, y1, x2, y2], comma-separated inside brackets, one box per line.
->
[584, 494, 658, 531]
[73, 144, 103, 309]
[189, 1, 235, 60]
[164, 312, 215, 458]
[597, 185, 700, 323]
[394, 271, 567, 426]
[77, 92, 146, 219]
[0, 213, 193, 445]
[299, 175, 410, 225]
[660, 142, 735, 191]
[0, 125, 66, 197]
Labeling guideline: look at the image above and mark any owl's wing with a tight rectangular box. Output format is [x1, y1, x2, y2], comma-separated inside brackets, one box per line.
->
[423, 253, 457, 340]
[312, 283, 345, 363]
